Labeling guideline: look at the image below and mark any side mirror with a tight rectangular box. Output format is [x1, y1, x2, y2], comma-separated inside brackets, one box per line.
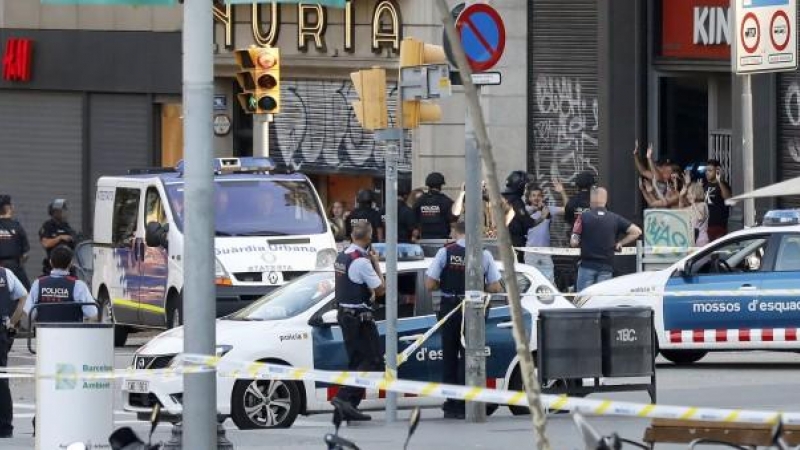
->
[676, 260, 692, 278]
[321, 309, 338, 325]
[145, 222, 169, 249]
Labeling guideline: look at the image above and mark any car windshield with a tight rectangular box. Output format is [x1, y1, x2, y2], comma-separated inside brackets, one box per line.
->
[165, 179, 326, 236]
[226, 271, 335, 321]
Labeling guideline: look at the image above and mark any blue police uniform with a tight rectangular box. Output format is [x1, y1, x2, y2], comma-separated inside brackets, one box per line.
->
[426, 239, 501, 416]
[24, 269, 97, 322]
[0, 268, 26, 437]
[333, 244, 383, 410]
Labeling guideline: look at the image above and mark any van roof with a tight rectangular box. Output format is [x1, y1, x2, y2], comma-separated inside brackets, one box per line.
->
[99, 171, 309, 183]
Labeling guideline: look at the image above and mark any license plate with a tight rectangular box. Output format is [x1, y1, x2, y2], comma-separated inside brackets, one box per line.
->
[125, 380, 149, 393]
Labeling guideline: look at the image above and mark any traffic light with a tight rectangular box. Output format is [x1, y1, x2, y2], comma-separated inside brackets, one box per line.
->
[350, 67, 388, 130]
[399, 37, 447, 129]
[234, 46, 281, 115]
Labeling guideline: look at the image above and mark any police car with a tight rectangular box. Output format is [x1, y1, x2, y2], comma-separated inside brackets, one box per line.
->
[578, 209, 800, 365]
[91, 158, 336, 347]
[122, 244, 574, 429]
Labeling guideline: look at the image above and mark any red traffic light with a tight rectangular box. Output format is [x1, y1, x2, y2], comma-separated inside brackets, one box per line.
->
[256, 51, 277, 70]
[258, 74, 277, 90]
[258, 96, 278, 112]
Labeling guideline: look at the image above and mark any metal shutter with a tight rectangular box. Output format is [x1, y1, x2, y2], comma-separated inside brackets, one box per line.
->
[270, 79, 411, 176]
[89, 93, 152, 230]
[0, 92, 84, 277]
[529, 0, 599, 246]
[779, 70, 800, 209]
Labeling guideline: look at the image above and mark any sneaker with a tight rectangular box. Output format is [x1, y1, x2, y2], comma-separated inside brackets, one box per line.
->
[331, 398, 372, 421]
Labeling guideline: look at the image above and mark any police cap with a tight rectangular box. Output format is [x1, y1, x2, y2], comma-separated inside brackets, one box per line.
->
[504, 170, 530, 196]
[356, 189, 374, 205]
[48, 198, 68, 216]
[425, 172, 446, 188]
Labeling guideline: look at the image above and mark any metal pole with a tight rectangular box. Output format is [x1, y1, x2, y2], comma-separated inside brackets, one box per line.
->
[434, 1, 551, 448]
[384, 135, 399, 423]
[253, 113, 270, 157]
[182, 0, 216, 449]
[742, 74, 755, 227]
[464, 93, 486, 423]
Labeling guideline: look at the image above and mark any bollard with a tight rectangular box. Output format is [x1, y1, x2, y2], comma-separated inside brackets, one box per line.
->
[162, 416, 234, 449]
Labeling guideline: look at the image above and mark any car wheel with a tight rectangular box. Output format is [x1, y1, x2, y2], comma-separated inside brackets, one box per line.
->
[660, 349, 707, 366]
[166, 292, 183, 329]
[98, 289, 128, 347]
[230, 379, 301, 429]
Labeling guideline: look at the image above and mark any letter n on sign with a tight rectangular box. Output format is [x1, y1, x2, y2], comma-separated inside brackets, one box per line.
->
[2, 38, 33, 82]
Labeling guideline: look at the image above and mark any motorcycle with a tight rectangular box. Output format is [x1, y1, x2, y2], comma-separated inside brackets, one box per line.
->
[325, 406, 422, 450]
[67, 404, 163, 450]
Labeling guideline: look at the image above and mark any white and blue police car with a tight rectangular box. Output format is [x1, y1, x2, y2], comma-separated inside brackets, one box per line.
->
[578, 209, 800, 365]
[122, 244, 574, 429]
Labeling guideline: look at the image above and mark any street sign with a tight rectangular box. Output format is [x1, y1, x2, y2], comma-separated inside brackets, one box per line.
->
[471, 72, 501, 86]
[455, 3, 506, 72]
[733, 0, 797, 73]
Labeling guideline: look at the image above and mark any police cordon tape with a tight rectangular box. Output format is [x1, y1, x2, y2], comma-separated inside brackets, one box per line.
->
[396, 298, 466, 367]
[515, 246, 701, 256]
[8, 354, 799, 425]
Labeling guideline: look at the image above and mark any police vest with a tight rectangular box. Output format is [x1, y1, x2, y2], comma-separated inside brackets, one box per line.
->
[36, 276, 82, 322]
[0, 270, 12, 318]
[334, 250, 372, 308]
[439, 244, 466, 297]
[417, 193, 450, 239]
[346, 208, 380, 242]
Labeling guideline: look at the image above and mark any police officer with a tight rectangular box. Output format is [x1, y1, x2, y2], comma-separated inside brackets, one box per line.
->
[413, 172, 457, 240]
[22, 245, 98, 323]
[39, 199, 77, 276]
[331, 222, 385, 422]
[381, 179, 419, 243]
[0, 195, 31, 289]
[0, 265, 27, 438]
[502, 171, 539, 263]
[425, 221, 503, 419]
[345, 189, 384, 243]
[565, 171, 595, 233]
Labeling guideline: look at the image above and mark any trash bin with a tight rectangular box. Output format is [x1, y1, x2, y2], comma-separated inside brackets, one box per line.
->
[601, 308, 655, 377]
[36, 323, 114, 450]
[537, 309, 602, 379]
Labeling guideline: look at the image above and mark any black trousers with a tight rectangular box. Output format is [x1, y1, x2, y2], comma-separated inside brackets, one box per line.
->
[0, 328, 13, 436]
[438, 297, 465, 413]
[335, 310, 383, 408]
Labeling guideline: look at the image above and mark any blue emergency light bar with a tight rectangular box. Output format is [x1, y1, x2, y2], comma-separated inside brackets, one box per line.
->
[763, 209, 800, 226]
[371, 243, 425, 262]
[175, 157, 276, 176]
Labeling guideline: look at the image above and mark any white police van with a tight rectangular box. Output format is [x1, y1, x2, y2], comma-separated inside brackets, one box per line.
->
[579, 209, 800, 365]
[92, 157, 336, 346]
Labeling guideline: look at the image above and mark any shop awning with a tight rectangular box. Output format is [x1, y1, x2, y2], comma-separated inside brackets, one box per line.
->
[728, 176, 800, 204]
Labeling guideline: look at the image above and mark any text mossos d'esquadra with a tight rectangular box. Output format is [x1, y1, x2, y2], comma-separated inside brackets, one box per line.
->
[692, 300, 800, 314]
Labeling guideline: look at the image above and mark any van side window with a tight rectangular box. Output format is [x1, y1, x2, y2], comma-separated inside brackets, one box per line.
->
[112, 188, 140, 246]
[145, 187, 167, 226]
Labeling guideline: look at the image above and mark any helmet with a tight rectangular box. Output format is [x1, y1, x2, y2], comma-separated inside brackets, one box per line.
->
[398, 179, 411, 197]
[504, 171, 530, 196]
[425, 172, 446, 188]
[575, 172, 596, 190]
[356, 189, 374, 205]
[48, 198, 68, 216]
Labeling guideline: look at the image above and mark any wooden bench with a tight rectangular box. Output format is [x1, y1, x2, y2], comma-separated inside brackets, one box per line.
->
[643, 419, 800, 448]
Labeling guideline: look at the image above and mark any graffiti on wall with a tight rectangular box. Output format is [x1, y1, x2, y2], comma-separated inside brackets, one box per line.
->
[533, 75, 600, 198]
[272, 79, 410, 174]
[784, 82, 800, 164]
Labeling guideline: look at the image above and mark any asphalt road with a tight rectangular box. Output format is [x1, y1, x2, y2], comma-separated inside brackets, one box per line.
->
[4, 333, 800, 449]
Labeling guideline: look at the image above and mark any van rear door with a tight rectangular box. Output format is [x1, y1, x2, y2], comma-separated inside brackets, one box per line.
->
[109, 185, 145, 325]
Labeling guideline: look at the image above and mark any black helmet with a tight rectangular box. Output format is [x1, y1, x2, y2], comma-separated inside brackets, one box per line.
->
[48, 198, 68, 216]
[398, 179, 411, 197]
[504, 171, 530, 196]
[356, 189, 374, 205]
[425, 172, 446, 188]
[575, 171, 596, 190]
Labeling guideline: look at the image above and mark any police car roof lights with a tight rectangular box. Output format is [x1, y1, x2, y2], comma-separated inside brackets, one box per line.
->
[370, 243, 425, 261]
[763, 209, 800, 226]
[175, 157, 276, 176]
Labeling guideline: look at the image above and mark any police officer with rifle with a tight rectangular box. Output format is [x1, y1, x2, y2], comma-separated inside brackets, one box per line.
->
[425, 221, 503, 419]
[414, 172, 457, 240]
[0, 195, 31, 289]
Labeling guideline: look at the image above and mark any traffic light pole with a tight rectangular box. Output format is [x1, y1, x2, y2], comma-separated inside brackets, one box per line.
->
[182, 0, 217, 449]
[464, 90, 486, 423]
[253, 113, 272, 157]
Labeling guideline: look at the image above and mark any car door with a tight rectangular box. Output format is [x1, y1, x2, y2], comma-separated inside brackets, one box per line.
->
[485, 271, 533, 388]
[664, 234, 772, 340]
[140, 186, 170, 326]
[108, 186, 144, 325]
[756, 233, 800, 335]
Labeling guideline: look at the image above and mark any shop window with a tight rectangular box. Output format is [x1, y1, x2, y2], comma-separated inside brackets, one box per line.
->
[112, 188, 140, 246]
[160, 103, 183, 168]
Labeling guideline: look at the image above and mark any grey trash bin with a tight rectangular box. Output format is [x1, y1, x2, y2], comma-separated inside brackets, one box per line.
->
[601, 308, 655, 377]
[537, 309, 602, 379]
